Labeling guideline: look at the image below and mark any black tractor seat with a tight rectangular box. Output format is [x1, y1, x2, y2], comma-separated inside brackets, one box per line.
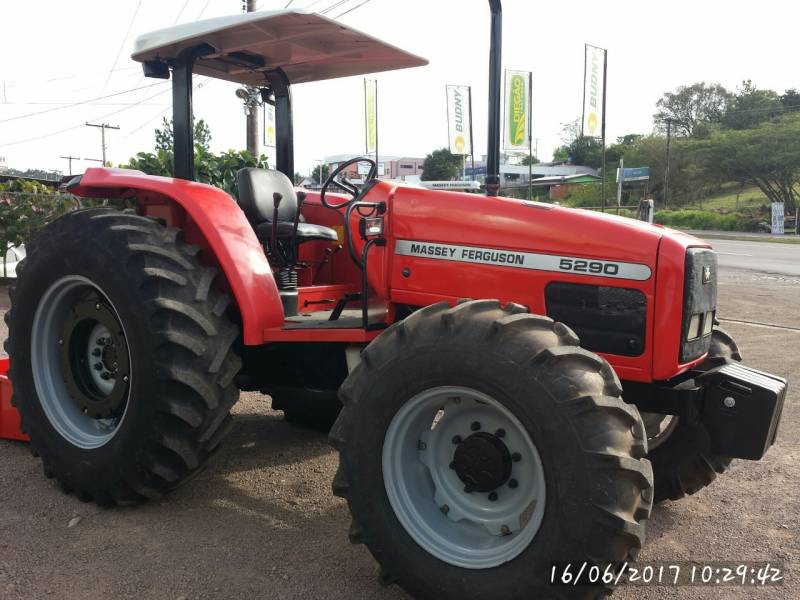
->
[236, 168, 338, 245]
[254, 220, 338, 243]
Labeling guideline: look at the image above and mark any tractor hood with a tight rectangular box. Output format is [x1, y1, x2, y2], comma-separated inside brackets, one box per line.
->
[388, 184, 708, 274]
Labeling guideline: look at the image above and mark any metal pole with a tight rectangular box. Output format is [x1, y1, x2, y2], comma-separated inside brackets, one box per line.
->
[528, 73, 533, 200]
[664, 117, 672, 208]
[245, 0, 260, 157]
[375, 81, 379, 175]
[581, 44, 587, 137]
[600, 48, 607, 212]
[485, 0, 503, 196]
[468, 86, 476, 181]
[616, 157, 623, 214]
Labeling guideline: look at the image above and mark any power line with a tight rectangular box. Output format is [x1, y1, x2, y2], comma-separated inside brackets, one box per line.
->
[102, 0, 145, 91]
[333, 0, 372, 18]
[173, 0, 193, 24]
[195, 0, 213, 19]
[124, 78, 211, 138]
[0, 81, 167, 124]
[0, 85, 173, 148]
[320, 0, 350, 15]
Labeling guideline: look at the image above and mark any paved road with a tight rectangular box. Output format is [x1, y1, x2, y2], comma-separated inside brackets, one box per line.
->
[706, 238, 800, 277]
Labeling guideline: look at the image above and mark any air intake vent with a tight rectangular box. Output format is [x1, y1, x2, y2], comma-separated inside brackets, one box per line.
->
[545, 282, 646, 357]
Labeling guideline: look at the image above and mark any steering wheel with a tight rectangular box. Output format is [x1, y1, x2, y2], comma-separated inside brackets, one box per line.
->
[320, 157, 378, 209]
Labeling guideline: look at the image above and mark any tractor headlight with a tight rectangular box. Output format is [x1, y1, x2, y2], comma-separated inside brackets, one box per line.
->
[702, 311, 714, 336]
[687, 314, 702, 340]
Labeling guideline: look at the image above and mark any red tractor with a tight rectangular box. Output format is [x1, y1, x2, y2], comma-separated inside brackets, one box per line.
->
[3, 2, 786, 598]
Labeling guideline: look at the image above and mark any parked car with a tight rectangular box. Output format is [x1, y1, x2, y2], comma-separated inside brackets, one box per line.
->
[2, 245, 26, 278]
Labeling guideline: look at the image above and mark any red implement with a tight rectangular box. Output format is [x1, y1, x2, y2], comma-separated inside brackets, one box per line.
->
[0, 359, 27, 442]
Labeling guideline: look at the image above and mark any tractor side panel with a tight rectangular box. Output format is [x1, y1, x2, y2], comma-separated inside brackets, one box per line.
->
[386, 186, 662, 382]
[69, 168, 284, 345]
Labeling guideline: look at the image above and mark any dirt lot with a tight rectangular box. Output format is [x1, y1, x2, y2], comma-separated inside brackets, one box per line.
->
[0, 267, 797, 600]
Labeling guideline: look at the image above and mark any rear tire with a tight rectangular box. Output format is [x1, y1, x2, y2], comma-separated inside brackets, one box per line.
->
[330, 300, 653, 599]
[5, 208, 241, 505]
[646, 328, 740, 503]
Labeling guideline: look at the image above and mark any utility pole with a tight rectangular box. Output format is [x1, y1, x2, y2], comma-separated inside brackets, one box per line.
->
[59, 155, 81, 176]
[663, 117, 673, 208]
[85, 122, 120, 166]
[244, 0, 261, 157]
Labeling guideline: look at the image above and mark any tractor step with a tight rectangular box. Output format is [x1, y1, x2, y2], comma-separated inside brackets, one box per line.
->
[0, 358, 28, 442]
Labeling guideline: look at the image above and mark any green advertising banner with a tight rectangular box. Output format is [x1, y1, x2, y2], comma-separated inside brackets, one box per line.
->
[503, 70, 531, 153]
[364, 79, 378, 154]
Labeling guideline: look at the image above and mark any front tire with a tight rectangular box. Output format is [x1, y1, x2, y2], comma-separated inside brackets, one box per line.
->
[330, 301, 653, 599]
[645, 328, 741, 503]
[5, 208, 241, 505]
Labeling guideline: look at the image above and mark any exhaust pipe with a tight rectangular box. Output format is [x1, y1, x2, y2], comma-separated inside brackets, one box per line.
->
[485, 0, 502, 197]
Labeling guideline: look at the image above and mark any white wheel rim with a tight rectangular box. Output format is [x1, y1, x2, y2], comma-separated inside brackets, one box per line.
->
[382, 386, 546, 569]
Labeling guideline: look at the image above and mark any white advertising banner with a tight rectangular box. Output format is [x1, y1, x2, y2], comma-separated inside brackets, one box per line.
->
[503, 70, 531, 153]
[446, 85, 472, 155]
[263, 104, 276, 147]
[582, 44, 606, 138]
[771, 202, 785, 234]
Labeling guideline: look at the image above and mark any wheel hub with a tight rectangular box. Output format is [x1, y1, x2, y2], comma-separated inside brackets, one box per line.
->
[59, 299, 130, 419]
[452, 432, 512, 493]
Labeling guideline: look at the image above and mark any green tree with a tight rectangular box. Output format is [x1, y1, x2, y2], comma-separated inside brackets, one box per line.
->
[0, 180, 77, 276]
[312, 163, 330, 184]
[699, 113, 800, 213]
[721, 80, 783, 130]
[125, 121, 268, 197]
[780, 88, 800, 109]
[520, 154, 539, 166]
[653, 82, 732, 136]
[421, 148, 462, 181]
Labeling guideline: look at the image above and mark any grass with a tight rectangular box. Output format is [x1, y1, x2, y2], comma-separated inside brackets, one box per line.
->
[683, 183, 770, 211]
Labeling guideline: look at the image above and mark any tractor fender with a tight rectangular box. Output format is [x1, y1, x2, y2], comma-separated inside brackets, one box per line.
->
[69, 167, 283, 344]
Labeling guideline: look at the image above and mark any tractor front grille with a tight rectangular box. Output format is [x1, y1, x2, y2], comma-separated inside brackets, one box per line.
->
[545, 282, 647, 357]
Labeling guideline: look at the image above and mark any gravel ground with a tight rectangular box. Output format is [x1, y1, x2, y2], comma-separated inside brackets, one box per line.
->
[0, 267, 797, 600]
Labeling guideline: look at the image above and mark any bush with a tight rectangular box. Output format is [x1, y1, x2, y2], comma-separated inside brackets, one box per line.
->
[654, 209, 747, 231]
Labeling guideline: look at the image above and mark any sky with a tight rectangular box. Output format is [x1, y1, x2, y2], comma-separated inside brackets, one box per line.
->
[1, 0, 798, 177]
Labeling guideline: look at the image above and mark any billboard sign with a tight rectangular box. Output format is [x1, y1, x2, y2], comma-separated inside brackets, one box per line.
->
[446, 85, 472, 155]
[616, 167, 650, 182]
[364, 79, 378, 154]
[503, 70, 531, 153]
[582, 44, 606, 138]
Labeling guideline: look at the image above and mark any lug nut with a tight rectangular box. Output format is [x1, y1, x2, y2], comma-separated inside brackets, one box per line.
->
[93, 362, 103, 371]
[508, 479, 518, 489]
[97, 338, 106, 346]
[100, 372, 111, 380]
[488, 491, 498, 501]
[470, 421, 481, 431]
[495, 428, 506, 438]
[58, 339, 64, 345]
[417, 441, 427, 451]
[440, 504, 449, 515]
[511, 452, 522, 462]
[500, 525, 511, 536]
[452, 435, 462, 444]
[95, 303, 101, 310]
[92, 348, 101, 357]
[82, 408, 88, 415]
[122, 375, 129, 383]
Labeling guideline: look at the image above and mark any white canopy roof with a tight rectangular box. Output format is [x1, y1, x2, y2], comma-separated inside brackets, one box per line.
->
[132, 9, 428, 85]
